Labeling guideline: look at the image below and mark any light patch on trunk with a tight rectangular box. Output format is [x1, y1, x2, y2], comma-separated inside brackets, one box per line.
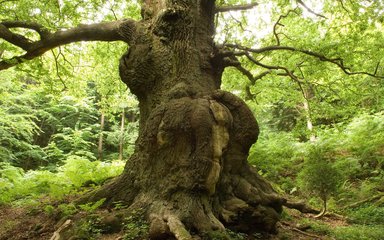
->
[157, 120, 167, 146]
[206, 101, 231, 195]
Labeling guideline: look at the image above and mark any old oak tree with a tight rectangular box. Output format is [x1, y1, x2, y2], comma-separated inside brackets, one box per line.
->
[1, 0, 383, 238]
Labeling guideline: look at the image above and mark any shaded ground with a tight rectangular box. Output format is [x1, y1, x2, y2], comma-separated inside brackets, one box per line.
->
[0, 196, 349, 240]
[0, 205, 56, 240]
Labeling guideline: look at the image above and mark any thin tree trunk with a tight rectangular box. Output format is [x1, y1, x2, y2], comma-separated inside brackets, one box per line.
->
[315, 197, 327, 218]
[303, 99, 316, 142]
[118, 108, 125, 161]
[98, 111, 105, 160]
[301, 84, 316, 142]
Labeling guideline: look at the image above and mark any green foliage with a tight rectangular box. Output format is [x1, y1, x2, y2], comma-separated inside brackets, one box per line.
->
[249, 131, 302, 192]
[343, 112, 384, 173]
[73, 216, 103, 240]
[0, 69, 139, 168]
[43, 204, 56, 216]
[332, 225, 384, 240]
[57, 203, 78, 217]
[298, 219, 332, 235]
[0, 158, 124, 205]
[123, 209, 149, 240]
[250, 110, 384, 210]
[297, 218, 384, 240]
[112, 201, 128, 210]
[78, 198, 106, 213]
[297, 143, 342, 202]
[0, 84, 45, 168]
[202, 229, 247, 240]
[347, 205, 384, 225]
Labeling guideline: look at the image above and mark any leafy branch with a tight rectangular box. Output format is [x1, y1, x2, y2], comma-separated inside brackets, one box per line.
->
[273, 9, 300, 45]
[296, 0, 327, 19]
[224, 43, 384, 79]
[0, 19, 137, 71]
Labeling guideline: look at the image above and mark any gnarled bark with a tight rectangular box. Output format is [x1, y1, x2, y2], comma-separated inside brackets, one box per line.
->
[83, 0, 283, 238]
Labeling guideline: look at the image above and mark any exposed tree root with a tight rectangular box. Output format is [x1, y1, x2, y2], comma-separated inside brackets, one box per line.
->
[282, 198, 347, 220]
[49, 220, 72, 240]
[166, 215, 192, 240]
[282, 199, 320, 214]
[323, 212, 346, 220]
[279, 221, 324, 239]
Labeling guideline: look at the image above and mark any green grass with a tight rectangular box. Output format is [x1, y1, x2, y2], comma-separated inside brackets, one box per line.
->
[346, 205, 384, 225]
[332, 225, 384, 240]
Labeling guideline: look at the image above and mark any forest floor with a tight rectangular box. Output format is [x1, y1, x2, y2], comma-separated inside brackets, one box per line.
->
[0, 195, 355, 240]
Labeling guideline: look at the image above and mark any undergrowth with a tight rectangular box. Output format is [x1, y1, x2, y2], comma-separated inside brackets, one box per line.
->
[297, 217, 384, 240]
[332, 225, 384, 240]
[0, 157, 124, 205]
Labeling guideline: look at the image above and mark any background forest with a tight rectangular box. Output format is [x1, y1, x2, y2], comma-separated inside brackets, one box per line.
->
[1, 0, 384, 239]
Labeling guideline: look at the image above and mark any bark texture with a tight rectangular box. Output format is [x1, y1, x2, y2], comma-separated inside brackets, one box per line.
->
[85, 0, 283, 238]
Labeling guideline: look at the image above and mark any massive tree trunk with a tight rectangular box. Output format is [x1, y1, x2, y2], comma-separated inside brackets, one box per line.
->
[85, 0, 283, 238]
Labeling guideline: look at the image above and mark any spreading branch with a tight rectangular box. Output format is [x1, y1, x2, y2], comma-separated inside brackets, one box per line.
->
[337, 0, 350, 13]
[51, 48, 68, 90]
[1, 21, 51, 38]
[225, 44, 384, 79]
[215, 3, 258, 13]
[245, 51, 312, 101]
[243, 51, 304, 84]
[273, 9, 299, 45]
[0, 19, 137, 71]
[0, 24, 33, 51]
[297, 0, 327, 19]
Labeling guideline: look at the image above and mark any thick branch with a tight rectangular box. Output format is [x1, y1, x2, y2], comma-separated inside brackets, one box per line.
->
[0, 24, 33, 51]
[1, 21, 50, 38]
[225, 44, 384, 79]
[215, 3, 258, 13]
[0, 19, 137, 71]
